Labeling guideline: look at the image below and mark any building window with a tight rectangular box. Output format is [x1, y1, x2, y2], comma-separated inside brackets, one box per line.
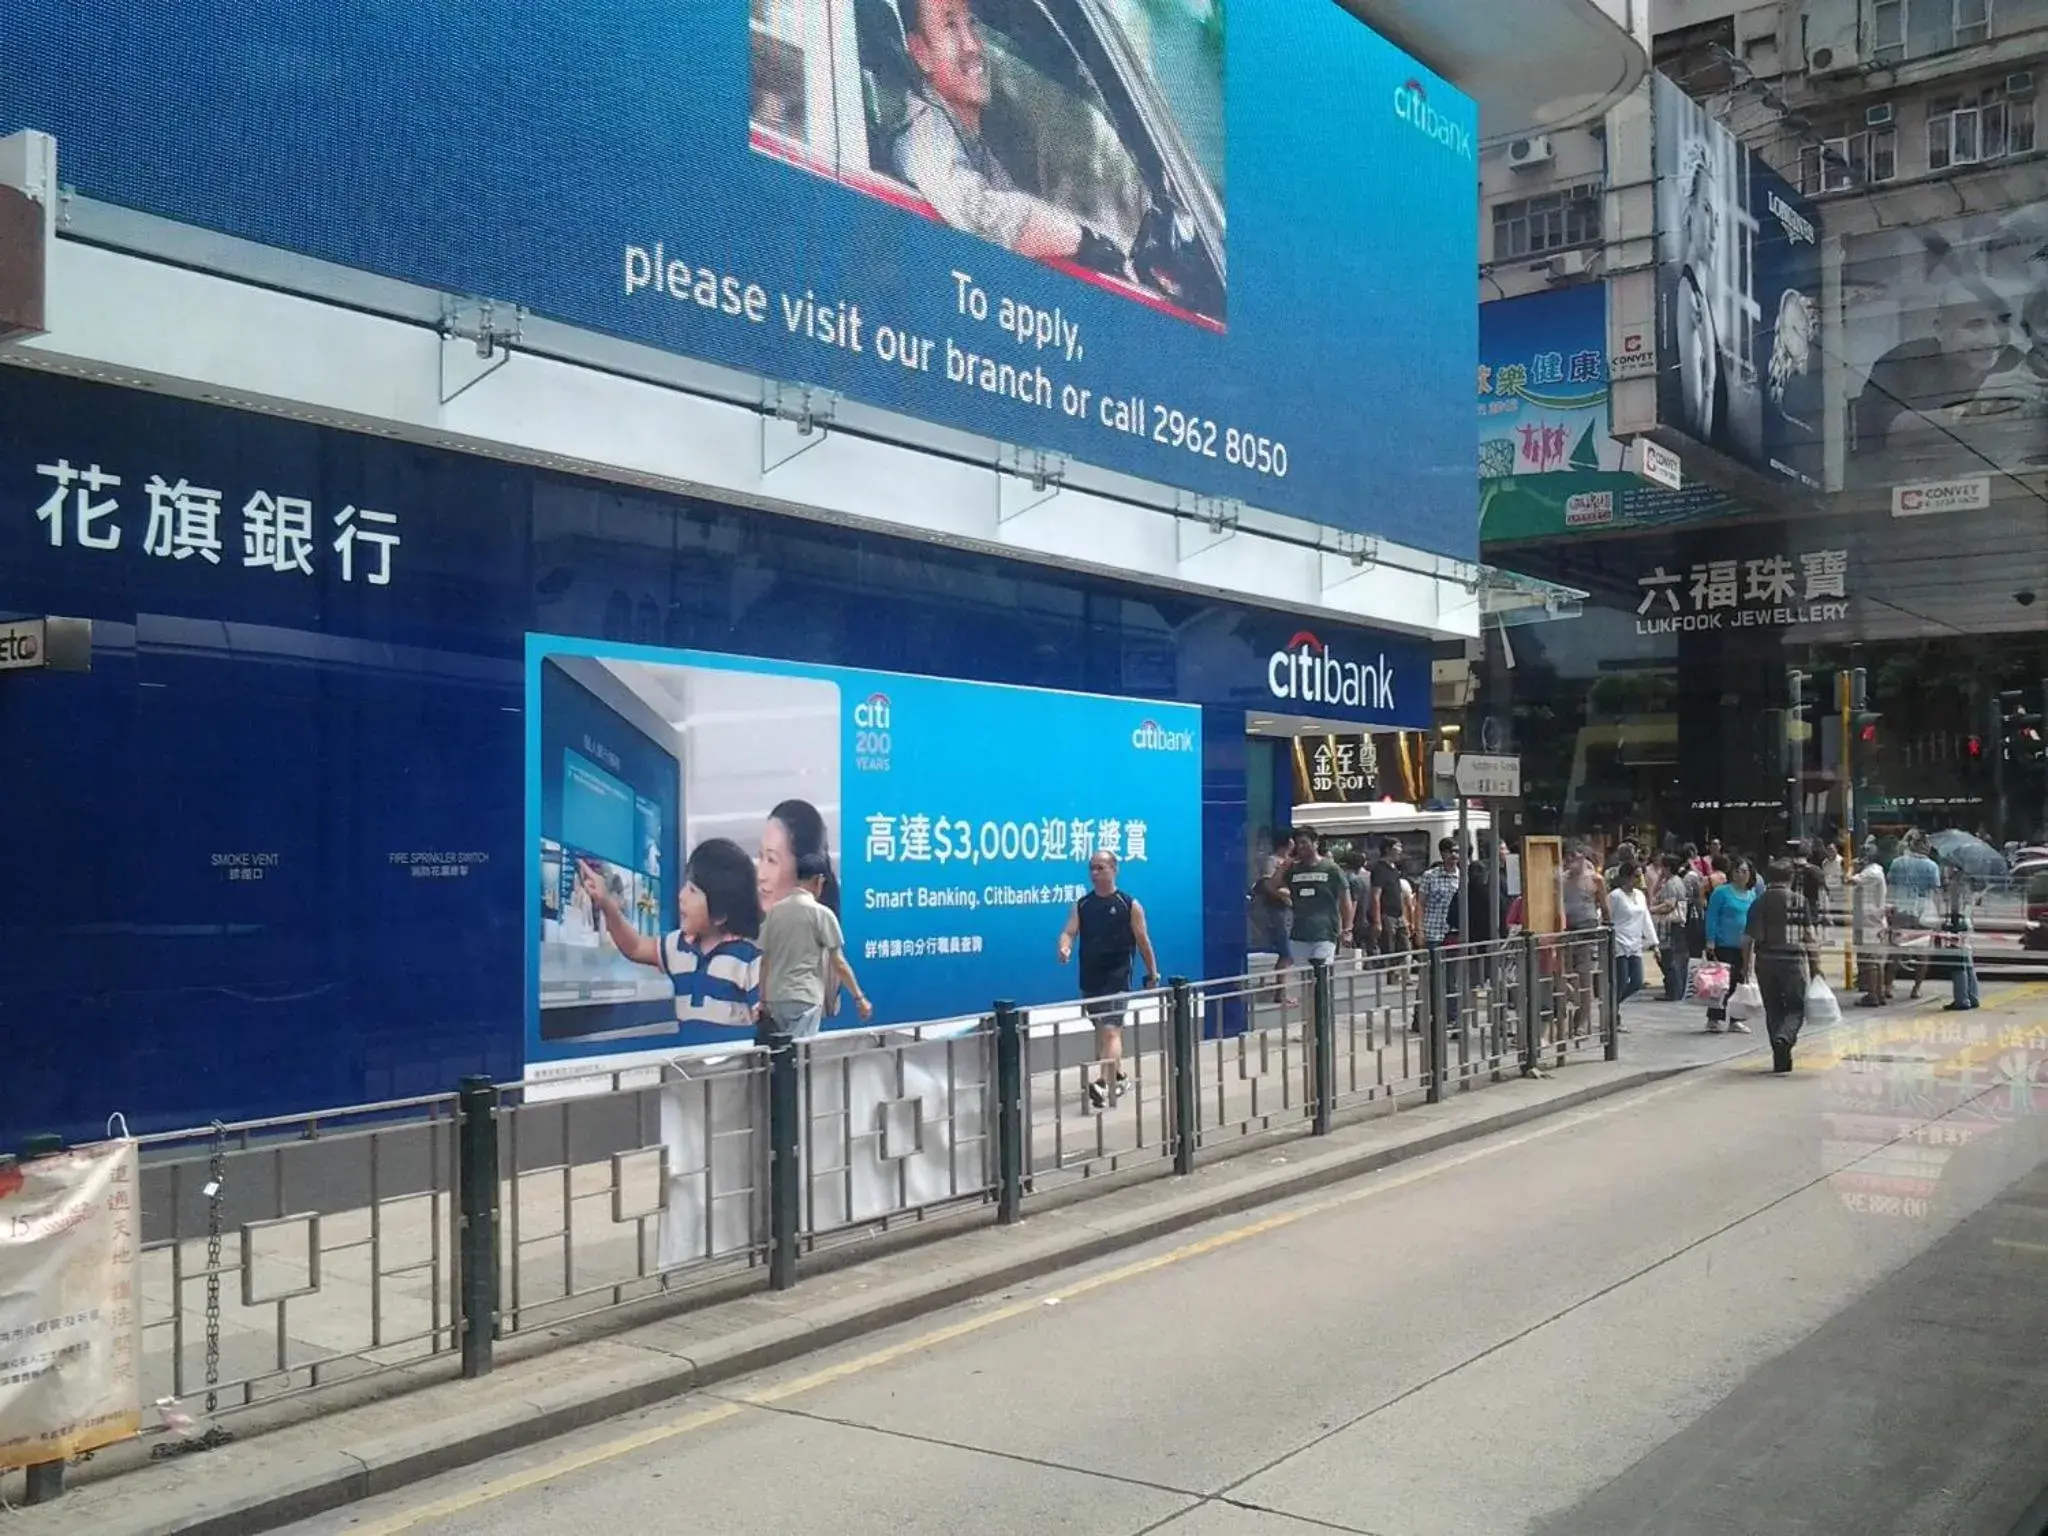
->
[1927, 81, 2035, 171]
[1491, 183, 1603, 261]
[1800, 126, 1899, 192]
[1870, 0, 1993, 63]
[1655, 17, 1738, 95]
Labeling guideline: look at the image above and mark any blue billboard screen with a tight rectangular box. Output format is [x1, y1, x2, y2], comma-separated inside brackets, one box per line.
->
[528, 635, 1203, 1083]
[0, 0, 1479, 558]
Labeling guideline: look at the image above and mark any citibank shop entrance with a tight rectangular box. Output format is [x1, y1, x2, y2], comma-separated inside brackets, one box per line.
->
[0, 372, 1440, 1143]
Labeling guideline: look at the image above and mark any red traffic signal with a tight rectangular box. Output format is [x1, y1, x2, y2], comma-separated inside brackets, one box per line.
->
[1860, 723, 1878, 744]
[1967, 734, 1983, 757]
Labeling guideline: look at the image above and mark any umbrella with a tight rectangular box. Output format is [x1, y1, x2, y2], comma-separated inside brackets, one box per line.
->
[1929, 829, 2007, 881]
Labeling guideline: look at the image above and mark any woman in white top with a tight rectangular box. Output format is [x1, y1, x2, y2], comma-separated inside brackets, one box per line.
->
[1608, 860, 1657, 1009]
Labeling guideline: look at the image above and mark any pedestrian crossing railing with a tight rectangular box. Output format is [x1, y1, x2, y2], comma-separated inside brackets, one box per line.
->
[67, 933, 1618, 1468]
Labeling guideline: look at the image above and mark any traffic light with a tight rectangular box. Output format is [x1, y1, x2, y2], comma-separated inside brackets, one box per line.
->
[1849, 667, 1880, 747]
[2003, 687, 2047, 763]
[1786, 667, 1819, 742]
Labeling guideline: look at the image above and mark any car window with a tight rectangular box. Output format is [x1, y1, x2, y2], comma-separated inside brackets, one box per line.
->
[977, 1, 1146, 250]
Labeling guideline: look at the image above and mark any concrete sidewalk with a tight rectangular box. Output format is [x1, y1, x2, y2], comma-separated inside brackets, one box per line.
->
[4, 981, 1997, 1536]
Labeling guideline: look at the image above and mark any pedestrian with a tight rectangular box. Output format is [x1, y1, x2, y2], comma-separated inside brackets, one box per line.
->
[1850, 844, 1890, 1005]
[1652, 853, 1691, 1001]
[1941, 858, 1980, 1012]
[1254, 827, 1297, 1004]
[1745, 859, 1822, 1073]
[1417, 837, 1462, 1027]
[1607, 861, 1655, 1011]
[1370, 837, 1409, 956]
[1703, 857, 1759, 1034]
[757, 851, 861, 1042]
[1058, 849, 1160, 1108]
[1887, 833, 1942, 999]
[1283, 827, 1352, 970]
[1561, 844, 1607, 1034]
[1340, 847, 1374, 958]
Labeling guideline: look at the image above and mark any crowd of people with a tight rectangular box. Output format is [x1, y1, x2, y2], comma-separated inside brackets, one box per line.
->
[1250, 824, 2003, 1077]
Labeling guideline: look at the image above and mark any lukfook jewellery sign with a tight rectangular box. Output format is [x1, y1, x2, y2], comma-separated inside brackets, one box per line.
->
[1633, 548, 1849, 634]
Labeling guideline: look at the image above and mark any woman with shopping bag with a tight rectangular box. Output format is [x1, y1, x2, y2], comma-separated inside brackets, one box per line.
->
[1744, 859, 1826, 1073]
[1701, 858, 1758, 1034]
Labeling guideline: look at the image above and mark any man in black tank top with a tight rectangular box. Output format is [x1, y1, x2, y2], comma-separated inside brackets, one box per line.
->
[1059, 850, 1160, 1109]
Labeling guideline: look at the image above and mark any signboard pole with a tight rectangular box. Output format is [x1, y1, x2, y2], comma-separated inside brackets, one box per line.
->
[1457, 793, 1471, 954]
[1838, 671, 1854, 990]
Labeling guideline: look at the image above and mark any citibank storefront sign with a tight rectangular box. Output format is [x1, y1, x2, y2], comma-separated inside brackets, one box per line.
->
[1268, 633, 1398, 712]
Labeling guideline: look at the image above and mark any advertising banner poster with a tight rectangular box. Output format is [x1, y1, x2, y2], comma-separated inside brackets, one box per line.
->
[527, 635, 1203, 1083]
[3, 1, 1479, 558]
[1840, 196, 2048, 490]
[0, 1140, 143, 1471]
[1479, 284, 1744, 543]
[1479, 284, 1623, 479]
[1651, 73, 1823, 489]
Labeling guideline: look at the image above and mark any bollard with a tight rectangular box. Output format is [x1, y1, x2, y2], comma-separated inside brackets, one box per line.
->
[765, 1030, 801, 1290]
[993, 1002, 1024, 1225]
[17, 1136, 66, 1503]
[455, 1076, 500, 1380]
[1425, 947, 1449, 1104]
[1520, 930, 1542, 1076]
[1310, 959, 1335, 1136]
[1602, 931, 1621, 1061]
[1170, 978, 1198, 1175]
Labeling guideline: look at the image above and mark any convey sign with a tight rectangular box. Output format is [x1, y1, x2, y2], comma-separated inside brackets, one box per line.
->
[1453, 754, 1521, 798]
[1636, 439, 1682, 490]
[1892, 476, 1991, 517]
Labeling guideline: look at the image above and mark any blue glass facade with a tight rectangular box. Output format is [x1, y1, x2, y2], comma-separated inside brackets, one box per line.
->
[0, 371, 1431, 1143]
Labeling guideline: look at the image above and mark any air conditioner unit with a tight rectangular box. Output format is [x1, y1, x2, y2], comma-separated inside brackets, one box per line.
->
[2008, 70, 2036, 97]
[1547, 249, 1596, 278]
[1506, 135, 1554, 170]
[1806, 43, 1861, 75]
[1865, 102, 1895, 127]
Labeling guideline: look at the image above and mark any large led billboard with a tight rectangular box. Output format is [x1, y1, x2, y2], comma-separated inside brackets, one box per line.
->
[0, 0, 1479, 558]
[1651, 73, 1823, 491]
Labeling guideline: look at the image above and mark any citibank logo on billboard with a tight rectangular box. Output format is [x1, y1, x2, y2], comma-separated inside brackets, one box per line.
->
[1393, 80, 1473, 160]
[1268, 633, 1397, 712]
[1131, 719, 1195, 753]
[853, 691, 892, 773]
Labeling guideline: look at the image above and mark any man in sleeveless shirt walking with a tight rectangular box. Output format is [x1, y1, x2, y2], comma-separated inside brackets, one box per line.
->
[1059, 850, 1160, 1109]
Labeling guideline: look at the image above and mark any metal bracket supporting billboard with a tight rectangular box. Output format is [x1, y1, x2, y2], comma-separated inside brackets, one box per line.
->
[1319, 533, 1382, 596]
[760, 381, 838, 475]
[995, 446, 1066, 524]
[439, 298, 522, 405]
[1174, 493, 1240, 562]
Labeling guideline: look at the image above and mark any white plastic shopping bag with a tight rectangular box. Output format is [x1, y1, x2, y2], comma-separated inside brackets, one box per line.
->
[1804, 972, 1842, 1028]
[1726, 978, 1763, 1022]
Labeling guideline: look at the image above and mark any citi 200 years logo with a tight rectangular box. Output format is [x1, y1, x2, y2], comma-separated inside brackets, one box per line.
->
[1393, 79, 1473, 160]
[854, 692, 892, 772]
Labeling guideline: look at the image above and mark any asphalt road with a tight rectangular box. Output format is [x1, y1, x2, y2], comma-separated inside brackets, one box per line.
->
[280, 993, 2048, 1536]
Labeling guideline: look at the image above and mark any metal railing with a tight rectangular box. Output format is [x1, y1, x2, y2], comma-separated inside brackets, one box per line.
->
[131, 1095, 462, 1422]
[29, 933, 1617, 1487]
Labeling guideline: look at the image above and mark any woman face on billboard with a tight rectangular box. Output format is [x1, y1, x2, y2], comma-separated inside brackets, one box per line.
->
[758, 798, 841, 914]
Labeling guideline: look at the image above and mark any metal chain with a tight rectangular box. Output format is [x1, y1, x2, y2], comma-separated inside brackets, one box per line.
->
[203, 1121, 225, 1416]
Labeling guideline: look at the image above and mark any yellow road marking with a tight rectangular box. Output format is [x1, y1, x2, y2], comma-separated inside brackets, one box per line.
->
[340, 1075, 1696, 1534]
[1992, 1237, 2048, 1257]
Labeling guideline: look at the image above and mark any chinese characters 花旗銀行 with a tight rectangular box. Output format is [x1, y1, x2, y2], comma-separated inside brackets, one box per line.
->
[33, 459, 401, 584]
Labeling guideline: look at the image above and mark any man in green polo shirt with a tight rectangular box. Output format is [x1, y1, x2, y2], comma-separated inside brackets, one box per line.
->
[1285, 827, 1351, 967]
